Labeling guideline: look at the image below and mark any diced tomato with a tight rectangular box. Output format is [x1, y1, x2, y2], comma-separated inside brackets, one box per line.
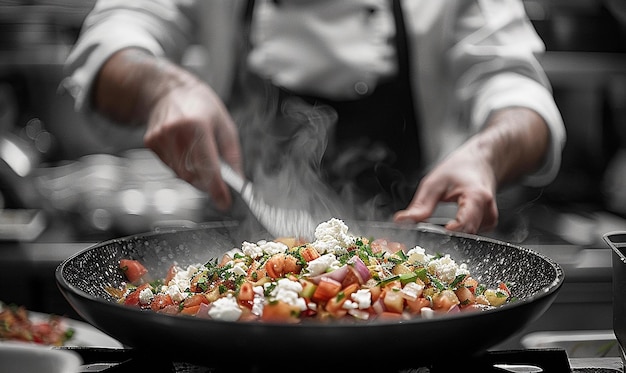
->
[432, 289, 460, 311]
[455, 286, 476, 307]
[377, 311, 403, 320]
[265, 254, 285, 279]
[498, 282, 511, 296]
[150, 294, 174, 312]
[190, 273, 208, 293]
[382, 289, 404, 314]
[164, 264, 177, 285]
[369, 285, 382, 302]
[370, 239, 387, 253]
[180, 305, 200, 315]
[387, 241, 406, 254]
[462, 276, 479, 294]
[238, 282, 254, 302]
[299, 246, 320, 262]
[261, 301, 300, 323]
[370, 239, 405, 254]
[157, 305, 180, 315]
[311, 277, 342, 303]
[325, 283, 359, 315]
[119, 259, 148, 285]
[183, 294, 209, 308]
[405, 297, 430, 314]
[123, 283, 150, 307]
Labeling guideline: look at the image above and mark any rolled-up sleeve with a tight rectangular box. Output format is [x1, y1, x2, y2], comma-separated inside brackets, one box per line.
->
[63, 0, 197, 113]
[449, 0, 566, 186]
[472, 73, 566, 187]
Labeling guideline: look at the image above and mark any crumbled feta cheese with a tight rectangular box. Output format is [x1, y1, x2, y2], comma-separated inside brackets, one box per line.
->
[258, 240, 288, 256]
[268, 278, 307, 311]
[208, 294, 242, 321]
[168, 263, 201, 291]
[305, 254, 342, 276]
[350, 289, 372, 309]
[166, 284, 186, 302]
[228, 261, 248, 277]
[241, 241, 263, 259]
[139, 287, 154, 305]
[427, 254, 469, 284]
[400, 282, 424, 301]
[421, 307, 435, 319]
[252, 286, 265, 316]
[310, 218, 356, 254]
[241, 240, 288, 258]
[406, 246, 434, 265]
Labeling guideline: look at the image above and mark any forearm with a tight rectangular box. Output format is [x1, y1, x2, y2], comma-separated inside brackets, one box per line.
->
[92, 48, 199, 125]
[472, 107, 550, 187]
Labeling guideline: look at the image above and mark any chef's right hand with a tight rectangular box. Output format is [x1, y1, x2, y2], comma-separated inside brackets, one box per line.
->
[94, 48, 243, 212]
[143, 77, 243, 212]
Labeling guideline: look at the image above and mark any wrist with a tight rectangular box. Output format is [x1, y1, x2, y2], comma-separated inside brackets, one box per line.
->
[94, 48, 200, 125]
[477, 107, 549, 186]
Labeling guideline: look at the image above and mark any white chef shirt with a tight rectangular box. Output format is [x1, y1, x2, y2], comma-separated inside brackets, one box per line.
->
[64, 0, 566, 187]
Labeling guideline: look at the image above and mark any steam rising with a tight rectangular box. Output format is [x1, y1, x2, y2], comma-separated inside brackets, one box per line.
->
[225, 68, 407, 239]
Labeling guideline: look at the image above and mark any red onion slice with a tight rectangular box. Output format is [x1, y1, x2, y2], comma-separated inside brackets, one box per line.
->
[349, 256, 371, 283]
[308, 265, 349, 284]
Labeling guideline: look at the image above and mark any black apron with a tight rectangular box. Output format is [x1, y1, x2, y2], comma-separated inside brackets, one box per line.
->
[231, 0, 421, 218]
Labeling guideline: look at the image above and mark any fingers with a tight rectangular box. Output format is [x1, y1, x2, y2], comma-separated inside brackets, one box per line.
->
[144, 117, 235, 212]
[444, 193, 498, 234]
[392, 178, 445, 224]
[393, 178, 499, 234]
[185, 131, 232, 211]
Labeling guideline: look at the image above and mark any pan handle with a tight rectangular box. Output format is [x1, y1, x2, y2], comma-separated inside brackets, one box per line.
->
[602, 231, 626, 262]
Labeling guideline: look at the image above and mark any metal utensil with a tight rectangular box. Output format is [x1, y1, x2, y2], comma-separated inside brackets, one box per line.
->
[219, 161, 316, 238]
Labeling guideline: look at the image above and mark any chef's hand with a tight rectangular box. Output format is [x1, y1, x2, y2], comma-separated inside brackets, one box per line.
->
[393, 107, 550, 234]
[94, 48, 242, 211]
[143, 75, 242, 211]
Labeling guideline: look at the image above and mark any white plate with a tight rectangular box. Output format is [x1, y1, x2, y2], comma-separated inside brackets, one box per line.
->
[28, 312, 124, 349]
[0, 341, 82, 373]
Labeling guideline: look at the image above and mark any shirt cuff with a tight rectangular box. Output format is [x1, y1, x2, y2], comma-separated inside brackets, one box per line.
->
[63, 22, 166, 114]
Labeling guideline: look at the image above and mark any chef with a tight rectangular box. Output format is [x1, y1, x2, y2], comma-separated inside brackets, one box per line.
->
[63, 0, 566, 234]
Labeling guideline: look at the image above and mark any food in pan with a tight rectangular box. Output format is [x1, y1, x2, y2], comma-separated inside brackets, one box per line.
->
[0, 302, 75, 346]
[111, 218, 513, 322]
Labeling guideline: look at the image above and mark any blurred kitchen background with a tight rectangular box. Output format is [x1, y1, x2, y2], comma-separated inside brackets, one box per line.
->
[1, 0, 626, 352]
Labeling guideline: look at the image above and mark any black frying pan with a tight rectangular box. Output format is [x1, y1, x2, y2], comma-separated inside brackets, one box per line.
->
[55, 221, 563, 370]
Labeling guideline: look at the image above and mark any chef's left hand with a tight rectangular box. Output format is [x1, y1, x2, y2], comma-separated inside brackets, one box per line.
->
[393, 107, 550, 234]
[393, 142, 499, 234]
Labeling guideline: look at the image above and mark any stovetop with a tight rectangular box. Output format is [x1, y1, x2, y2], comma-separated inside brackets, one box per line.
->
[70, 348, 624, 373]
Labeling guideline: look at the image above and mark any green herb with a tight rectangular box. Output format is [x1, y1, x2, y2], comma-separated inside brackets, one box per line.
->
[429, 276, 445, 291]
[63, 328, 75, 342]
[414, 267, 428, 281]
[336, 292, 345, 302]
[149, 279, 164, 290]
[449, 274, 467, 289]
[399, 272, 417, 285]
[196, 276, 209, 292]
[377, 274, 400, 287]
